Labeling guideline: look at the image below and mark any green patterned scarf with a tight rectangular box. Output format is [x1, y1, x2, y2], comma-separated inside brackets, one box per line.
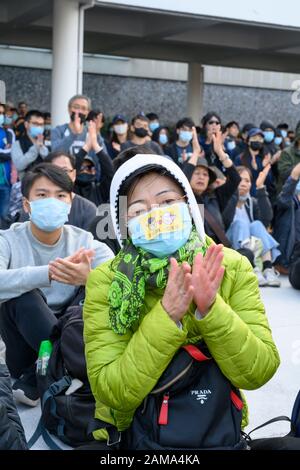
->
[108, 227, 206, 335]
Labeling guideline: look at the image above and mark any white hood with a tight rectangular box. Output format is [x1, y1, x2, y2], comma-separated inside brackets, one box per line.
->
[110, 154, 206, 247]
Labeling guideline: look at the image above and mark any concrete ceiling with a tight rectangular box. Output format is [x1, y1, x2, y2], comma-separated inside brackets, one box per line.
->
[1, 0, 300, 72]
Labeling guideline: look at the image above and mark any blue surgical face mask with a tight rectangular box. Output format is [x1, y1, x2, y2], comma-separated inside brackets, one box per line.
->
[226, 140, 236, 151]
[296, 180, 300, 194]
[159, 134, 168, 145]
[128, 202, 192, 258]
[0, 114, 4, 127]
[149, 122, 160, 132]
[44, 124, 52, 131]
[263, 131, 274, 143]
[280, 130, 288, 139]
[114, 123, 127, 135]
[179, 130, 193, 143]
[274, 136, 283, 146]
[4, 116, 13, 126]
[29, 126, 44, 138]
[29, 197, 71, 232]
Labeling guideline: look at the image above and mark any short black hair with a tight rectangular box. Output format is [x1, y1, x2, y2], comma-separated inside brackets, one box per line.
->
[225, 120, 239, 130]
[146, 112, 159, 121]
[113, 145, 156, 171]
[175, 117, 195, 130]
[24, 110, 44, 122]
[131, 114, 149, 125]
[277, 123, 289, 130]
[21, 163, 73, 199]
[44, 151, 76, 169]
[87, 109, 105, 123]
[43, 112, 51, 120]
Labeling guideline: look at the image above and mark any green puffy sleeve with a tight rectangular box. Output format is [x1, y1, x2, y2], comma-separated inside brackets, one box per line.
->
[191, 252, 280, 390]
[83, 262, 187, 414]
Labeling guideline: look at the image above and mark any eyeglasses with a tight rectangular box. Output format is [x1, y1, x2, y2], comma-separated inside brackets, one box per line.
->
[208, 120, 220, 125]
[127, 195, 186, 219]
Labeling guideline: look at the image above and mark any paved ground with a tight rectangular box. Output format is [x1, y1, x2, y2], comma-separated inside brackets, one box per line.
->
[18, 275, 300, 449]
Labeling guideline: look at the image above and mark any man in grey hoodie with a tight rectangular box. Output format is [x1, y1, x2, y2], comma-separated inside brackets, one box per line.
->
[0, 163, 114, 406]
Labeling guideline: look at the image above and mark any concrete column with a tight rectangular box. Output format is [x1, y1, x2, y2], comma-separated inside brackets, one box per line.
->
[51, 0, 80, 126]
[187, 63, 204, 125]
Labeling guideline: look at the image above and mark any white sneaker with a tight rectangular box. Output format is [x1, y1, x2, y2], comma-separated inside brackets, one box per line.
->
[254, 267, 268, 287]
[263, 268, 281, 287]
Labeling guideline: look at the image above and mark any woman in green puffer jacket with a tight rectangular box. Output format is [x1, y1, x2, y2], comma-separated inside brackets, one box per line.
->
[83, 154, 280, 446]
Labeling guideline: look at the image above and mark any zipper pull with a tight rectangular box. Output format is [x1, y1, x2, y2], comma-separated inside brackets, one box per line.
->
[158, 394, 169, 425]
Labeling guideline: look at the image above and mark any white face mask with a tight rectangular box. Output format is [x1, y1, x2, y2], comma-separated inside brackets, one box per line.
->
[114, 124, 127, 135]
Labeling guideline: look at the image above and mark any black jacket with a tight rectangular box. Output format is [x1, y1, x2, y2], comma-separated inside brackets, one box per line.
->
[223, 186, 273, 231]
[182, 163, 241, 242]
[74, 148, 114, 206]
[0, 364, 28, 450]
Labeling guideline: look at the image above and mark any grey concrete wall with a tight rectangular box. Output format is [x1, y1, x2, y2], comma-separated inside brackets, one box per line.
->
[0, 64, 299, 128]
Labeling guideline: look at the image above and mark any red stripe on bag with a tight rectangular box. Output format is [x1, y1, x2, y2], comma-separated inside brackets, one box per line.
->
[231, 390, 244, 410]
[182, 344, 210, 362]
[158, 394, 169, 425]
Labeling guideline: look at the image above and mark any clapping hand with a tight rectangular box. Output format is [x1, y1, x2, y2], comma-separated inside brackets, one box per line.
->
[49, 248, 95, 286]
[191, 244, 225, 316]
[256, 164, 271, 189]
[162, 258, 194, 323]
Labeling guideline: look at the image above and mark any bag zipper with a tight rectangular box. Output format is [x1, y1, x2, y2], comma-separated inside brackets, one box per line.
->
[158, 394, 169, 425]
[151, 360, 193, 394]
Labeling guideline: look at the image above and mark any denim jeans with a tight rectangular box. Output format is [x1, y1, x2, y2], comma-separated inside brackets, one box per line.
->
[0, 185, 10, 218]
[227, 219, 281, 262]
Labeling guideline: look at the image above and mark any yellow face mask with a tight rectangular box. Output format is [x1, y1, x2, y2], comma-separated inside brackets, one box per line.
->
[137, 204, 185, 240]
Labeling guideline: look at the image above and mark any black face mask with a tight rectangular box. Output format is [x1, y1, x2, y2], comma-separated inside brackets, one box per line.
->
[70, 112, 87, 124]
[76, 173, 96, 186]
[249, 141, 263, 151]
[134, 127, 148, 138]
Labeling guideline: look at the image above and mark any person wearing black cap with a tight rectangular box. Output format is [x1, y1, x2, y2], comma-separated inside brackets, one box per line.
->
[106, 114, 129, 159]
[73, 120, 114, 206]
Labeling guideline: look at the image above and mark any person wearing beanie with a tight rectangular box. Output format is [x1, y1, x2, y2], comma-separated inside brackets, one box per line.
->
[260, 120, 277, 156]
[83, 153, 280, 449]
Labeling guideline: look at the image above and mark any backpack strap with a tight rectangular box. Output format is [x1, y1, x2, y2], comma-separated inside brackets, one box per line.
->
[182, 344, 211, 362]
[27, 417, 63, 450]
[42, 375, 72, 440]
[244, 416, 292, 441]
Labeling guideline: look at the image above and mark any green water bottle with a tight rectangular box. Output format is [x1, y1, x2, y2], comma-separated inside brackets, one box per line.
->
[37, 340, 52, 376]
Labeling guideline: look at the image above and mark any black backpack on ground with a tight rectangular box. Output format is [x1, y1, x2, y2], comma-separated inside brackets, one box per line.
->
[29, 306, 96, 449]
[122, 342, 247, 450]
